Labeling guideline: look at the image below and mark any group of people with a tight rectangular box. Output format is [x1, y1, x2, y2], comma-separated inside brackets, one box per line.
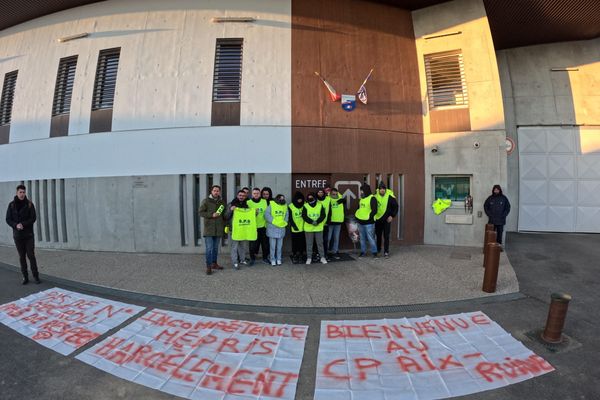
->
[4, 183, 510, 283]
[197, 182, 399, 275]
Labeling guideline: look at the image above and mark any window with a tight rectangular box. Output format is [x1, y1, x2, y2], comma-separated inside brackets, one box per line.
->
[212, 38, 243, 102]
[0, 70, 18, 126]
[424, 50, 468, 109]
[434, 176, 471, 202]
[52, 56, 78, 116]
[92, 48, 120, 111]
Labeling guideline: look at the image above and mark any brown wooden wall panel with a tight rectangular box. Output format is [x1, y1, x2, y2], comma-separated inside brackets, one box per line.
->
[50, 114, 70, 137]
[292, 0, 424, 243]
[0, 125, 9, 144]
[429, 108, 471, 133]
[211, 102, 241, 126]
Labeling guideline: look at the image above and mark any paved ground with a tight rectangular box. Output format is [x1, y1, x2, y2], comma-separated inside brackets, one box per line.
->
[0, 232, 598, 399]
[0, 244, 518, 307]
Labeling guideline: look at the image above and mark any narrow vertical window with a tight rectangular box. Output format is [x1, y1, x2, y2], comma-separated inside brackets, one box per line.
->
[50, 55, 78, 137]
[0, 70, 18, 144]
[211, 38, 243, 126]
[424, 50, 468, 109]
[90, 47, 120, 133]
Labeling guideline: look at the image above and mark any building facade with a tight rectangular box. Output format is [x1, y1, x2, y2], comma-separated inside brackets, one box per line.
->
[0, 0, 598, 252]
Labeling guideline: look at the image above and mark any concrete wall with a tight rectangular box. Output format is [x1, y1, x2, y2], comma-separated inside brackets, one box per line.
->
[413, 0, 507, 245]
[0, 0, 292, 181]
[1, 173, 291, 252]
[498, 37, 600, 231]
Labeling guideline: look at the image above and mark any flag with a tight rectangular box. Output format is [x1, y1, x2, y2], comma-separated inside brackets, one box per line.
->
[356, 68, 373, 105]
[315, 72, 341, 102]
[357, 85, 367, 105]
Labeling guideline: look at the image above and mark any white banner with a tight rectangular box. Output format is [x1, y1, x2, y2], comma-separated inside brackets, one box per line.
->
[77, 309, 308, 399]
[0, 288, 145, 355]
[315, 312, 553, 400]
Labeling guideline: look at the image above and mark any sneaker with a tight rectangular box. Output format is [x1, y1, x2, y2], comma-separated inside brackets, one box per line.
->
[22, 277, 29, 285]
[206, 266, 212, 275]
[263, 259, 271, 265]
[271, 261, 277, 266]
[373, 253, 379, 259]
[358, 253, 365, 258]
[211, 262, 223, 270]
[233, 263, 239, 270]
[248, 259, 255, 266]
[240, 260, 248, 266]
[320, 257, 328, 264]
[277, 260, 282, 265]
[384, 252, 389, 258]
[34, 277, 41, 284]
[306, 258, 312, 265]
[334, 253, 341, 260]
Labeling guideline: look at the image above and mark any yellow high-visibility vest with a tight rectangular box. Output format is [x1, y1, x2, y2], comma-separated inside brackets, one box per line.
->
[375, 189, 395, 220]
[247, 199, 267, 228]
[329, 194, 345, 223]
[288, 203, 304, 233]
[231, 207, 258, 241]
[270, 203, 288, 228]
[304, 202, 324, 232]
[355, 195, 374, 221]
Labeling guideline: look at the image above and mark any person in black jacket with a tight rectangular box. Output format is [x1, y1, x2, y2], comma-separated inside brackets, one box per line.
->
[374, 182, 399, 257]
[5, 185, 40, 284]
[484, 184, 511, 246]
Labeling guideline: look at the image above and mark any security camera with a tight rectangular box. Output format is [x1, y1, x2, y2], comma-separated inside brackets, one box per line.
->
[473, 141, 480, 149]
[431, 145, 439, 154]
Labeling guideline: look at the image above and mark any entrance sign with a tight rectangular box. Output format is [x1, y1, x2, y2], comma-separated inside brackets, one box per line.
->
[77, 309, 308, 400]
[315, 312, 553, 400]
[0, 288, 144, 355]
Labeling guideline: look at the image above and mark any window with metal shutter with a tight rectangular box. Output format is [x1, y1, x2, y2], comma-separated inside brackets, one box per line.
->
[212, 39, 243, 102]
[52, 56, 78, 116]
[424, 50, 468, 109]
[0, 70, 18, 126]
[92, 48, 120, 110]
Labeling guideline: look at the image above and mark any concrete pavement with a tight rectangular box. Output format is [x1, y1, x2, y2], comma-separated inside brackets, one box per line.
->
[0, 232, 598, 399]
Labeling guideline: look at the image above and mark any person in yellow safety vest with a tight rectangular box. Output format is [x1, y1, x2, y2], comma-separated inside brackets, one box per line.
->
[354, 184, 379, 258]
[316, 186, 332, 259]
[248, 187, 269, 266]
[374, 182, 399, 258]
[225, 190, 255, 270]
[288, 191, 307, 264]
[265, 194, 289, 266]
[326, 187, 346, 259]
[302, 193, 328, 265]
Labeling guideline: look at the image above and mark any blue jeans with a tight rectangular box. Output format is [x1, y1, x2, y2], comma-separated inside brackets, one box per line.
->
[269, 237, 284, 263]
[204, 236, 220, 266]
[358, 223, 377, 254]
[327, 224, 341, 253]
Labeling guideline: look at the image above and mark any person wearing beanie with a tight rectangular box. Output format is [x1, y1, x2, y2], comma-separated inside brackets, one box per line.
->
[5, 184, 41, 284]
[302, 192, 327, 265]
[374, 182, 399, 257]
[484, 185, 511, 247]
[354, 183, 379, 258]
[265, 194, 289, 266]
[289, 191, 307, 263]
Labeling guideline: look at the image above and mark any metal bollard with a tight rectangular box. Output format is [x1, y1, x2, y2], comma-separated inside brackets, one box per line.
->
[541, 293, 572, 344]
[482, 242, 501, 293]
[483, 229, 497, 256]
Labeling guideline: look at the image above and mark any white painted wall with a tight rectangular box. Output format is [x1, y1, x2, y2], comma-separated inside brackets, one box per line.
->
[413, 0, 508, 246]
[0, 0, 291, 181]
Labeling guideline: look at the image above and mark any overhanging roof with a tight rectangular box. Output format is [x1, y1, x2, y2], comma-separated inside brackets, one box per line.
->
[0, 0, 598, 49]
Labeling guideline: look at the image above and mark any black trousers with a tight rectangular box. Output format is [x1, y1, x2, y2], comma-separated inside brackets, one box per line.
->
[375, 219, 391, 253]
[14, 236, 39, 279]
[291, 231, 306, 256]
[494, 225, 504, 244]
[250, 227, 270, 260]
